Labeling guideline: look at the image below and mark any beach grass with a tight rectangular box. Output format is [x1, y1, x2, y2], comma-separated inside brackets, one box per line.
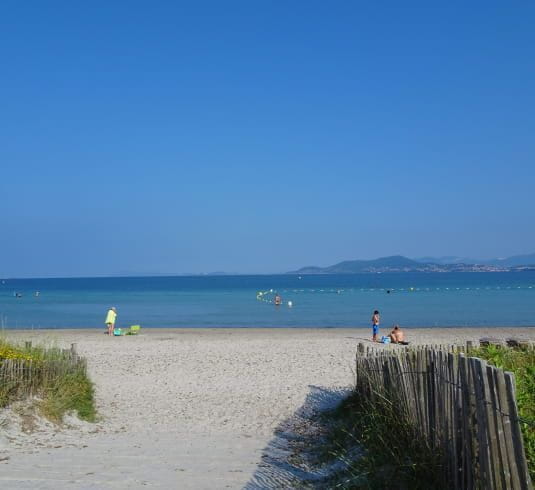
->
[315, 391, 444, 489]
[0, 338, 96, 423]
[39, 369, 96, 423]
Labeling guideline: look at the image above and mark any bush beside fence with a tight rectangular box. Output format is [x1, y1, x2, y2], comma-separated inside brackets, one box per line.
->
[0, 341, 94, 421]
[355, 343, 533, 490]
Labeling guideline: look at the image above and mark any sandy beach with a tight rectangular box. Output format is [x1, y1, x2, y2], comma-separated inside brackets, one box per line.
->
[1, 327, 534, 489]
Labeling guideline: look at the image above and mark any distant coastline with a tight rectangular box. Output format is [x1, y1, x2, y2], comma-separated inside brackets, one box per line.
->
[288, 254, 535, 275]
[3, 252, 535, 279]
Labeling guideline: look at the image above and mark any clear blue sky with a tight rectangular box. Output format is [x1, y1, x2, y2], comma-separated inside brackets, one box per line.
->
[1, 1, 534, 277]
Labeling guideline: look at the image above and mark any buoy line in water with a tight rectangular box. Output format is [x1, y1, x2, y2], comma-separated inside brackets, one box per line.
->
[257, 285, 535, 299]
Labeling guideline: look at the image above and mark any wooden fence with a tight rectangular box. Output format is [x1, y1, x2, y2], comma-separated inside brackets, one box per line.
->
[355, 343, 532, 490]
[0, 343, 86, 401]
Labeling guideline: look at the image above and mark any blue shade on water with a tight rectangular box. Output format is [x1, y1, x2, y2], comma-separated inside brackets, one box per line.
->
[0, 272, 534, 329]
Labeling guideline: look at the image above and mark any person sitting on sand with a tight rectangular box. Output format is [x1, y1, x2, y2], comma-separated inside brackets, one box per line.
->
[274, 294, 282, 306]
[389, 325, 405, 344]
[105, 307, 117, 336]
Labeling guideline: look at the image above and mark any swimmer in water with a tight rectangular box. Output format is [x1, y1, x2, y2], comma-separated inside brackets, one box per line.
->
[274, 294, 282, 306]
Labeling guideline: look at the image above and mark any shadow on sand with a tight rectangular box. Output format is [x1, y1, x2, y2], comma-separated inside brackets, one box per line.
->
[245, 385, 352, 489]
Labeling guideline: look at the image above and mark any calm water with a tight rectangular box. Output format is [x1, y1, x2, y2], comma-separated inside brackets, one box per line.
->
[0, 272, 534, 329]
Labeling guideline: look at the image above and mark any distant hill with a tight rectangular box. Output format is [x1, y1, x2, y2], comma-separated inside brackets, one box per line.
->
[290, 253, 535, 274]
[291, 255, 431, 274]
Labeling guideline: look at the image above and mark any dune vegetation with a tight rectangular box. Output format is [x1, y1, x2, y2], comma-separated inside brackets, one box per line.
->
[0, 338, 96, 423]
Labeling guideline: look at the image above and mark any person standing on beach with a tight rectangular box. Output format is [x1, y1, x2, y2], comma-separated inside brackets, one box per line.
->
[105, 307, 117, 336]
[372, 310, 380, 342]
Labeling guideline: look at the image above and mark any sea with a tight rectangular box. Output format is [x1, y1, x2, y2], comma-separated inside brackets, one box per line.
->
[0, 272, 534, 330]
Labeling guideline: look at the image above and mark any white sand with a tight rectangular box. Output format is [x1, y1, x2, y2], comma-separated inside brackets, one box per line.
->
[0, 327, 533, 489]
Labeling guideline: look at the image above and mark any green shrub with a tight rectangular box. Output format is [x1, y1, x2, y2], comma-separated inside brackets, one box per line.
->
[40, 370, 97, 423]
[0, 338, 97, 423]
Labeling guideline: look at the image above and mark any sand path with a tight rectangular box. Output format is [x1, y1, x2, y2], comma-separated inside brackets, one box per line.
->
[1, 327, 533, 489]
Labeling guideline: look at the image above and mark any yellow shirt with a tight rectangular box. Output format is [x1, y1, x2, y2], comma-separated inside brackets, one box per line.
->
[105, 309, 117, 325]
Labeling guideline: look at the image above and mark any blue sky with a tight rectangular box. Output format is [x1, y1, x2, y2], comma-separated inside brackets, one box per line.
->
[1, 1, 534, 277]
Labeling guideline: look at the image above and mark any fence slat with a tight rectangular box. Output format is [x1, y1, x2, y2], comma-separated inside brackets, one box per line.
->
[495, 368, 521, 489]
[479, 360, 501, 489]
[488, 365, 510, 489]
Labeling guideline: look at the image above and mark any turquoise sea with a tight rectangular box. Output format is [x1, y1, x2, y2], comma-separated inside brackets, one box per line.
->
[0, 272, 534, 329]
